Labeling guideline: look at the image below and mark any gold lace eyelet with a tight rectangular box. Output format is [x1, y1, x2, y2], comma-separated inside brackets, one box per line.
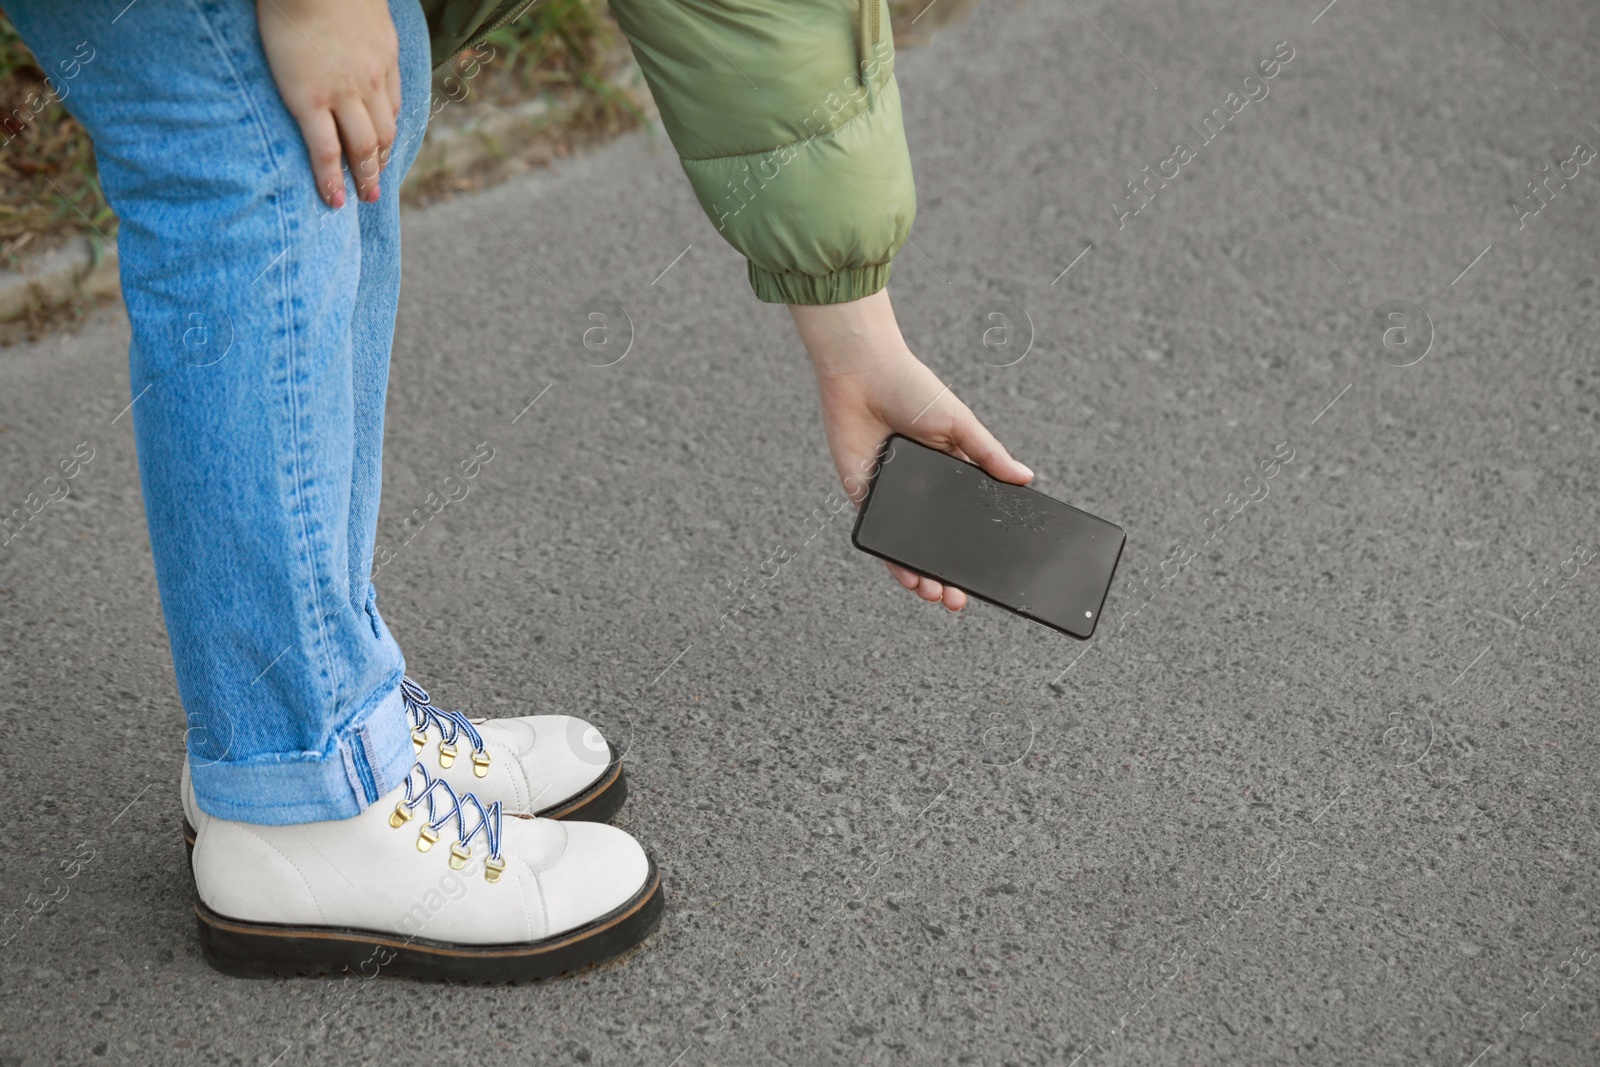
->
[471, 750, 490, 778]
[485, 857, 506, 884]
[438, 741, 457, 769]
[388, 802, 415, 829]
[417, 825, 440, 852]
[410, 728, 427, 755]
[449, 842, 471, 870]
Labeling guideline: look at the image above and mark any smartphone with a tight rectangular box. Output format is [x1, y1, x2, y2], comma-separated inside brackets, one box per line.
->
[851, 435, 1125, 639]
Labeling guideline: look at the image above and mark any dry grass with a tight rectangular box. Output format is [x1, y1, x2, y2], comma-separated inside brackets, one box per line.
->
[0, 0, 632, 266]
[0, 19, 113, 265]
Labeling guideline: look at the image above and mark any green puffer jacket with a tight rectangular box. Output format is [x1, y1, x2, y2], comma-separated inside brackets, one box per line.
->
[419, 0, 915, 304]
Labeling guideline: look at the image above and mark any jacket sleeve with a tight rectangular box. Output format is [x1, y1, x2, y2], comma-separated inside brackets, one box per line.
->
[604, 0, 916, 304]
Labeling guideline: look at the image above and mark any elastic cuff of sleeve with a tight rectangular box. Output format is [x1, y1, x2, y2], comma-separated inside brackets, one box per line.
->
[748, 261, 892, 305]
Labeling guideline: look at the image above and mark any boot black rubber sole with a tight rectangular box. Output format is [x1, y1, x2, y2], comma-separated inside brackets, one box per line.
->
[183, 760, 628, 859]
[536, 758, 628, 823]
[195, 859, 663, 982]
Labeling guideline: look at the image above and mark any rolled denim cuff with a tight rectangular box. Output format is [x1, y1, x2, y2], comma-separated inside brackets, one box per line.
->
[188, 676, 414, 825]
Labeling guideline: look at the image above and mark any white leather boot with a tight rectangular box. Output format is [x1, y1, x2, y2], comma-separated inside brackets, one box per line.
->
[182, 676, 625, 851]
[191, 761, 662, 981]
[394, 677, 625, 820]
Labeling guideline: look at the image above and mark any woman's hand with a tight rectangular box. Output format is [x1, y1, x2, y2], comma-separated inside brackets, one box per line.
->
[789, 290, 1033, 612]
[257, 0, 402, 208]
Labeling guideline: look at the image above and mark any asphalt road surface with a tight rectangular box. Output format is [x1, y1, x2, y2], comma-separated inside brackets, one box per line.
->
[3, 0, 1599, 1064]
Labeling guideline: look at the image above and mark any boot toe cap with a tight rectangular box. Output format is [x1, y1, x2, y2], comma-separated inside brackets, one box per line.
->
[529, 821, 651, 936]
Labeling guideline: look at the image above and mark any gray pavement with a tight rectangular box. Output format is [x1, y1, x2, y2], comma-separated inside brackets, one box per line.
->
[3, 0, 1600, 1063]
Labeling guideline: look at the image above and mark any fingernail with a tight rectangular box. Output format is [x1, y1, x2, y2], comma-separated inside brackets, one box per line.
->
[330, 189, 345, 209]
[370, 183, 381, 201]
[1018, 463, 1035, 480]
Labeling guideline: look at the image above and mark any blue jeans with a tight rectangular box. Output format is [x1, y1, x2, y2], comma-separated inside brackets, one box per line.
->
[8, 0, 432, 823]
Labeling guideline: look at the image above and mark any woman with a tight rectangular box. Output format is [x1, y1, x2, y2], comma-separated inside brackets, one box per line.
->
[6, 0, 1032, 981]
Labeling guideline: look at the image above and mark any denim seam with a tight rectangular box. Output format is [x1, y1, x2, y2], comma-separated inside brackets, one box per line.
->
[184, 0, 344, 710]
[358, 721, 389, 798]
[335, 675, 404, 808]
[353, 723, 379, 802]
[340, 742, 366, 807]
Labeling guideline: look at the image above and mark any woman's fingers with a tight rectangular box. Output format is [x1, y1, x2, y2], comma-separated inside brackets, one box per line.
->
[384, 57, 403, 126]
[296, 108, 347, 208]
[948, 402, 1034, 485]
[887, 559, 945, 603]
[885, 560, 919, 590]
[289, 94, 390, 209]
[366, 80, 397, 175]
[885, 561, 969, 612]
[255, 0, 403, 207]
[334, 97, 383, 202]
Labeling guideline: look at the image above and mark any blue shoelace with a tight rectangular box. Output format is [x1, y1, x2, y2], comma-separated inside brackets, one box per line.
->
[401, 676, 490, 777]
[389, 760, 506, 882]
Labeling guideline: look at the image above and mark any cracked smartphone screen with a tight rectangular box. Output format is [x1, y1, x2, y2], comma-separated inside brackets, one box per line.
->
[851, 435, 1125, 638]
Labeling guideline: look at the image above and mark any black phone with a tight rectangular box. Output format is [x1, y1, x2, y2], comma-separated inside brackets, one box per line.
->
[850, 435, 1125, 639]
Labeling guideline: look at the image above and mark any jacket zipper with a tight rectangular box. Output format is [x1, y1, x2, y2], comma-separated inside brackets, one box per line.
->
[437, 0, 544, 71]
[858, 0, 881, 90]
